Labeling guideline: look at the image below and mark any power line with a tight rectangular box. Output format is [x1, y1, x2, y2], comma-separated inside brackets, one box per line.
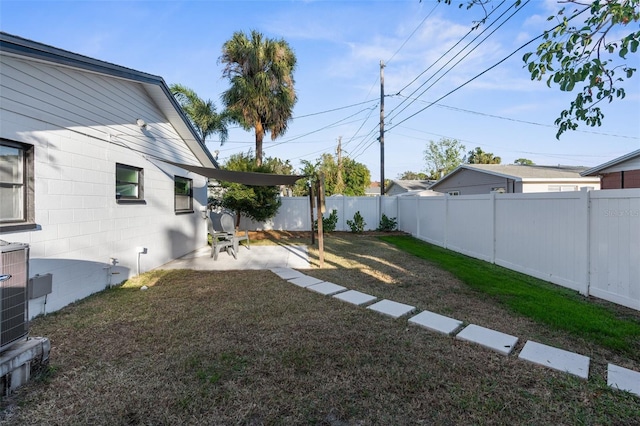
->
[392, 0, 507, 98]
[386, 2, 590, 133]
[292, 98, 378, 119]
[395, 96, 639, 140]
[387, 0, 528, 125]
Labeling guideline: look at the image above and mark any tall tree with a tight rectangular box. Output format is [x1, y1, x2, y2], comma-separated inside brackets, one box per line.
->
[219, 30, 297, 166]
[398, 171, 429, 180]
[170, 84, 228, 144]
[465, 147, 501, 164]
[293, 153, 371, 196]
[216, 152, 287, 226]
[441, 0, 639, 137]
[423, 138, 466, 179]
[514, 158, 534, 165]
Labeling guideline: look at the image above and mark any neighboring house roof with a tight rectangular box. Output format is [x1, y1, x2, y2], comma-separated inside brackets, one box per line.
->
[387, 180, 435, 193]
[365, 181, 381, 196]
[580, 149, 640, 176]
[431, 164, 593, 189]
[0, 31, 217, 168]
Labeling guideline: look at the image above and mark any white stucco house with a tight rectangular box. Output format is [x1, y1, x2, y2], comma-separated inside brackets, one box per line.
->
[429, 164, 601, 195]
[0, 32, 217, 318]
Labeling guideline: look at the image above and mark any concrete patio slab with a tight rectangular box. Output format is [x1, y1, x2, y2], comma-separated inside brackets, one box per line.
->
[270, 268, 306, 280]
[519, 341, 590, 379]
[408, 310, 463, 335]
[333, 290, 377, 306]
[367, 299, 416, 319]
[607, 364, 640, 397]
[159, 244, 310, 271]
[307, 281, 347, 296]
[456, 324, 519, 355]
[288, 275, 324, 288]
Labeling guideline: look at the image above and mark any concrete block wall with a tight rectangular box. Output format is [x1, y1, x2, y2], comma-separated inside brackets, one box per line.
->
[1, 109, 208, 318]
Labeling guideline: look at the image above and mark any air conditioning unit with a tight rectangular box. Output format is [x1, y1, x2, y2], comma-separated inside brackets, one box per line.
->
[0, 241, 29, 352]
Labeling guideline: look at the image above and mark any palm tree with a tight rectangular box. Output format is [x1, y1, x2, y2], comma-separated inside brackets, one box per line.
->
[466, 147, 501, 164]
[219, 30, 297, 166]
[170, 83, 229, 145]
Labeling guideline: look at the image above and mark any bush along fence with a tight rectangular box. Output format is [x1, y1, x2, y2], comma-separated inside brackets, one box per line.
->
[240, 189, 639, 311]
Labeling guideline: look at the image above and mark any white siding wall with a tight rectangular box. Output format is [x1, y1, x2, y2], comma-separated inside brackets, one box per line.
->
[522, 181, 600, 193]
[1, 56, 208, 317]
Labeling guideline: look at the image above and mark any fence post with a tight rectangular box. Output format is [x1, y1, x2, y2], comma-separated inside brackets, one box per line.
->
[415, 197, 420, 238]
[444, 194, 449, 249]
[490, 192, 496, 264]
[582, 188, 592, 297]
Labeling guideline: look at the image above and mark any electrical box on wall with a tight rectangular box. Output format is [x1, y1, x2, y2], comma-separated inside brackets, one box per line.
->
[28, 274, 53, 300]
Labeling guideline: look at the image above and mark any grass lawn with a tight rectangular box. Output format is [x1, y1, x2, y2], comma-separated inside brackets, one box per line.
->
[379, 235, 640, 358]
[1, 233, 639, 424]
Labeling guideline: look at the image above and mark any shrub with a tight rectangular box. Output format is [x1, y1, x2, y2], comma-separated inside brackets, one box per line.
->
[377, 214, 398, 232]
[346, 211, 366, 233]
[313, 209, 338, 233]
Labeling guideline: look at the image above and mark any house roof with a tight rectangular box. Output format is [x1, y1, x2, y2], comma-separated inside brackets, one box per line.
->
[430, 164, 600, 189]
[387, 180, 435, 192]
[0, 31, 217, 168]
[580, 149, 640, 176]
[365, 181, 381, 195]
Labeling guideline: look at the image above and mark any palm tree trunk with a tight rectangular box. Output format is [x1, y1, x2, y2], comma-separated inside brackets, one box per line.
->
[255, 121, 264, 167]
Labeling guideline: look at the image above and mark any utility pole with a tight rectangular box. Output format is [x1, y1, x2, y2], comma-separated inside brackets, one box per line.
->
[335, 136, 345, 194]
[380, 60, 385, 196]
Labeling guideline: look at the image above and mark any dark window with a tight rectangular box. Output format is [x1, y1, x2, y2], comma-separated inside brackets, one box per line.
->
[174, 176, 193, 213]
[116, 163, 144, 203]
[0, 140, 35, 231]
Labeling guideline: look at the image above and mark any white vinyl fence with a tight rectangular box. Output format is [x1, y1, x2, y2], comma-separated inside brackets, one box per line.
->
[243, 190, 640, 311]
[239, 196, 397, 232]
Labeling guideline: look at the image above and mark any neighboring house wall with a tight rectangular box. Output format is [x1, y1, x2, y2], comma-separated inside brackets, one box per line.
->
[432, 166, 600, 194]
[430, 168, 515, 195]
[582, 152, 640, 189]
[1, 52, 208, 318]
[521, 181, 599, 193]
[602, 170, 640, 189]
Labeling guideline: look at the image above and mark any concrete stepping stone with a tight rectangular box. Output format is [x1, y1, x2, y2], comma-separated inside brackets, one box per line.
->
[271, 268, 306, 280]
[518, 341, 590, 379]
[333, 290, 377, 306]
[307, 281, 347, 296]
[408, 310, 463, 335]
[608, 364, 640, 397]
[367, 299, 415, 319]
[456, 324, 519, 356]
[288, 275, 324, 288]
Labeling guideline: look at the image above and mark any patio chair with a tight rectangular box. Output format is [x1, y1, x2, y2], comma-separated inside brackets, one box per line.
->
[206, 216, 236, 260]
[220, 212, 250, 253]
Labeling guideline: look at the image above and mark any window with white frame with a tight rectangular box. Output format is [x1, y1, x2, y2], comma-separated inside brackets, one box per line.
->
[0, 140, 35, 230]
[174, 175, 193, 213]
[116, 163, 144, 202]
[448, 190, 460, 196]
[548, 185, 578, 192]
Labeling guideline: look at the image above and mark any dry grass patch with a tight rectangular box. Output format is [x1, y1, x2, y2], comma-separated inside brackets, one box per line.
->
[1, 235, 639, 424]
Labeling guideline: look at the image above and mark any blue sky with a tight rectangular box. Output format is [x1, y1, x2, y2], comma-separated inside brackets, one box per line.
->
[2, 0, 639, 180]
